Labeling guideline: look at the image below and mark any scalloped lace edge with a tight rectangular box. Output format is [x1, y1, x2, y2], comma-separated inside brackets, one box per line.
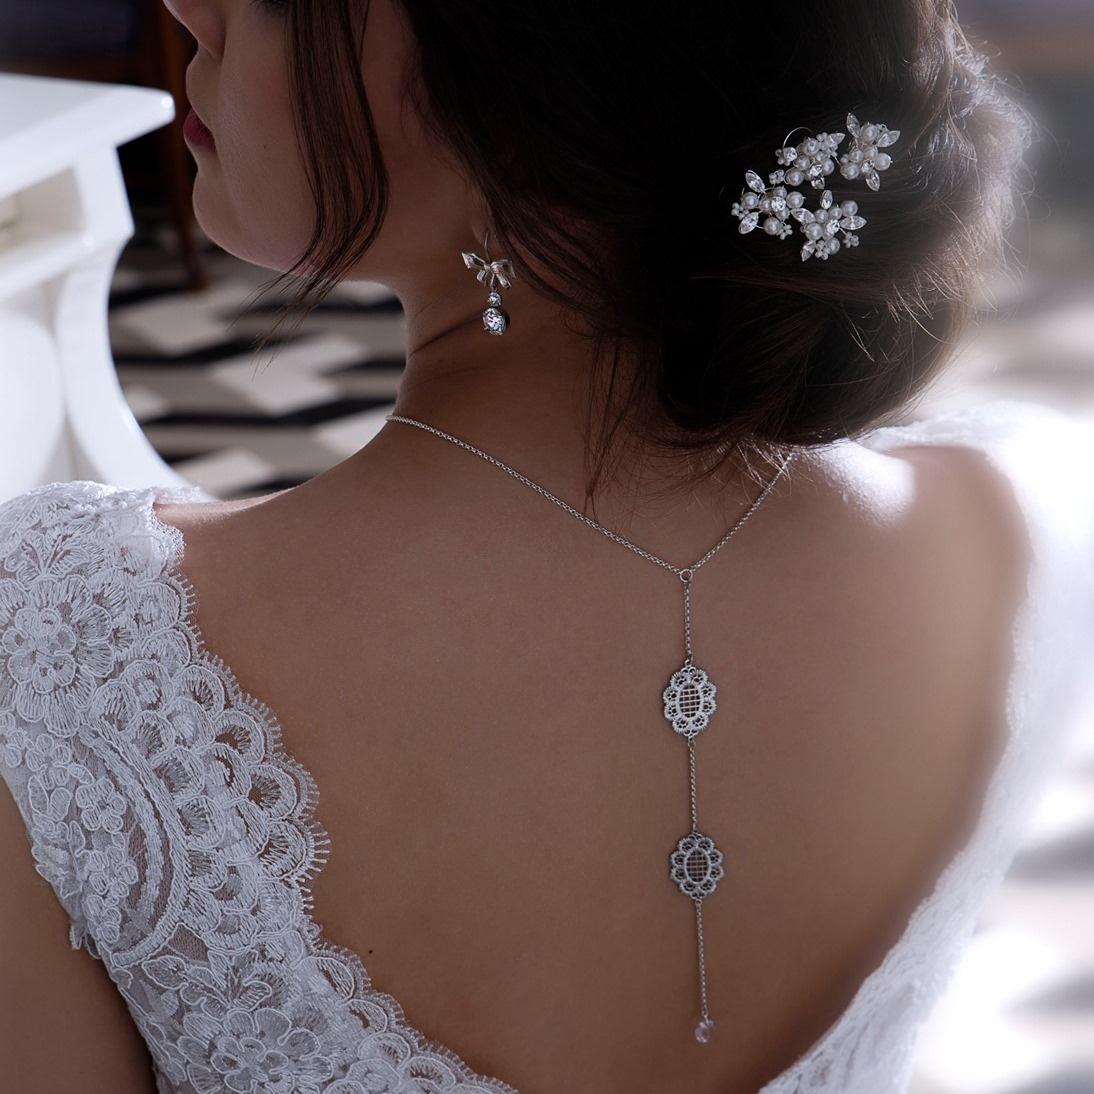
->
[142, 482, 521, 1094]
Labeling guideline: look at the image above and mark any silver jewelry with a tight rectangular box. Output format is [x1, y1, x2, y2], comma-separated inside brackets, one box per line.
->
[383, 412, 797, 1043]
[728, 112, 902, 261]
[461, 228, 516, 335]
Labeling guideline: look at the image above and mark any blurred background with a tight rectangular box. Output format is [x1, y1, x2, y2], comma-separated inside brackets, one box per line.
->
[1, 1, 1093, 1090]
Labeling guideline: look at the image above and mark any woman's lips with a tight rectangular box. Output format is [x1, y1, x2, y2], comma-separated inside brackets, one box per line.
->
[183, 106, 216, 150]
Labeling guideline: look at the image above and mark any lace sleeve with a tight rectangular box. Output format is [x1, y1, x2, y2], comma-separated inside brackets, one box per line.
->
[0, 704, 106, 956]
[0, 482, 130, 960]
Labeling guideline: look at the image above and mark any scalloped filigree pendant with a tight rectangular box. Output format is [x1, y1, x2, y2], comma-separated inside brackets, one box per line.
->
[662, 660, 717, 740]
[669, 830, 725, 901]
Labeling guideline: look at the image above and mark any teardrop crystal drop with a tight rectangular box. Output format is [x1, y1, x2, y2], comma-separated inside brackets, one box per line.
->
[694, 1018, 716, 1043]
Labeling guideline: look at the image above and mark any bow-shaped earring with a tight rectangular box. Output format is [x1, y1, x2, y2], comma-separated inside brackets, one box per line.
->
[461, 228, 515, 335]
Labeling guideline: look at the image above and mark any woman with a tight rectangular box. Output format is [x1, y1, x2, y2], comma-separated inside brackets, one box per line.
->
[1, 1, 1092, 1091]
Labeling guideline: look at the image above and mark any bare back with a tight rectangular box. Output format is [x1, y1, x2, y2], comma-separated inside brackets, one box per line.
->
[151, 435, 1029, 1094]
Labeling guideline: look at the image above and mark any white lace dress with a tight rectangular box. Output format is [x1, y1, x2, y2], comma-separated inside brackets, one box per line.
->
[1, 398, 1093, 1094]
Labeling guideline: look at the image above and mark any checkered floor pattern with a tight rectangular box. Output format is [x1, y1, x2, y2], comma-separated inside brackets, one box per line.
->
[109, 201, 1094, 1093]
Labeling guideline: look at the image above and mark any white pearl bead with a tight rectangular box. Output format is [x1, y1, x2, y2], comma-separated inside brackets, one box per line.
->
[874, 152, 892, 170]
[764, 216, 781, 234]
[805, 223, 823, 240]
[786, 168, 804, 186]
[827, 237, 841, 253]
[743, 193, 759, 208]
[787, 191, 805, 209]
[795, 155, 810, 170]
[862, 124, 878, 142]
[841, 199, 858, 215]
[841, 162, 861, 179]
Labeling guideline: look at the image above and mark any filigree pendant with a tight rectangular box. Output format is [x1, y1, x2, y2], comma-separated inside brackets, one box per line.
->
[662, 660, 717, 739]
[669, 830, 726, 901]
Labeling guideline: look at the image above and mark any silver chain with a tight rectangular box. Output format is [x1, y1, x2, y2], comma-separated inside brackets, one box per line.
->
[384, 410, 797, 1042]
[383, 413, 796, 585]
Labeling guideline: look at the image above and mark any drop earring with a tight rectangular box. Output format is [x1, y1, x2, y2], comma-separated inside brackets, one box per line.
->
[461, 228, 515, 335]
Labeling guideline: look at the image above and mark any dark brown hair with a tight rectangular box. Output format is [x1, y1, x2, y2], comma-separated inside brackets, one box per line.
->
[248, 0, 1038, 508]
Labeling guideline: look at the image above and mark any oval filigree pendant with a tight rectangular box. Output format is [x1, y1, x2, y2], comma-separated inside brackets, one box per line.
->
[669, 830, 725, 901]
[662, 661, 717, 739]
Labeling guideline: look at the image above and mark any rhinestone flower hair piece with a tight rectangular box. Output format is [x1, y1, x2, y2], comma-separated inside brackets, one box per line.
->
[730, 113, 902, 261]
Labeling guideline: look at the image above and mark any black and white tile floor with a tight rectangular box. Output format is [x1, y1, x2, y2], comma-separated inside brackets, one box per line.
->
[109, 201, 1094, 1094]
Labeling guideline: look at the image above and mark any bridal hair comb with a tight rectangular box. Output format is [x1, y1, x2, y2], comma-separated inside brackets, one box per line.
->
[728, 113, 902, 261]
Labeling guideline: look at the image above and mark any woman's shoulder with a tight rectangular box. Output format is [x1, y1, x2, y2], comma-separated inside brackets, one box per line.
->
[774, 398, 1091, 913]
[836, 397, 1094, 779]
[823, 396, 1094, 940]
[749, 401, 1094, 1089]
[860, 398, 1094, 673]
[856, 397, 1094, 552]
[819, 398, 1094, 639]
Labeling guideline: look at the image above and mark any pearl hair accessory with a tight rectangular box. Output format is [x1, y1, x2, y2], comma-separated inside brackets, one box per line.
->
[729, 113, 902, 261]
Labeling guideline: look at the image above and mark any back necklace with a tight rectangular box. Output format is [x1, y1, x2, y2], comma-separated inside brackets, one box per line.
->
[385, 412, 797, 1043]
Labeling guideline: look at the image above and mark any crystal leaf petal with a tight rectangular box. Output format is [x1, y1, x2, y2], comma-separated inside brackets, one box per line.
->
[745, 170, 766, 193]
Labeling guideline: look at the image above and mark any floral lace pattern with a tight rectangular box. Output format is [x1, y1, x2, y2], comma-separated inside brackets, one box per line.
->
[0, 399, 1092, 1094]
[0, 478, 518, 1094]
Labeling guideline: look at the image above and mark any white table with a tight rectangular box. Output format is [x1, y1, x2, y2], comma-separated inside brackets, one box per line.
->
[0, 72, 192, 501]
